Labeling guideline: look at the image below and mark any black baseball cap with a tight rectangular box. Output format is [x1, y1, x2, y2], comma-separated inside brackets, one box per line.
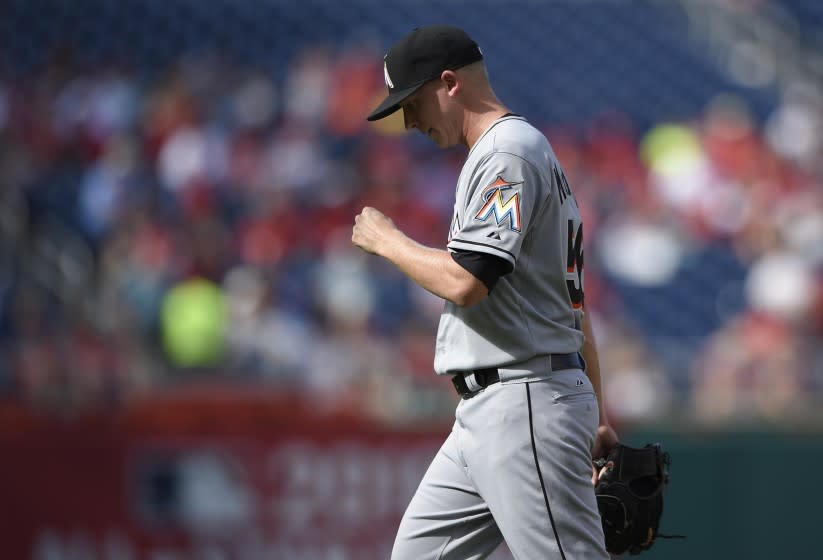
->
[366, 25, 484, 122]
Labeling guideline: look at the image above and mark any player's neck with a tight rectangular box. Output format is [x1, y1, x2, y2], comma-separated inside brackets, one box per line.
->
[464, 104, 512, 149]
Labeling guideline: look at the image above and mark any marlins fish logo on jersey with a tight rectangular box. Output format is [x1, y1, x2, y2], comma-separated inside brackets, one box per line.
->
[474, 176, 523, 232]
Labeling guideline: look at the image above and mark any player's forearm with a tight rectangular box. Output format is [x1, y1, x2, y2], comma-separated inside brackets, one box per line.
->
[380, 234, 486, 306]
[581, 312, 610, 427]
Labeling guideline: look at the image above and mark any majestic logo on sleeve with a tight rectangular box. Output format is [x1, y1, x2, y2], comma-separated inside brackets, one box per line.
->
[448, 213, 460, 242]
[474, 176, 523, 233]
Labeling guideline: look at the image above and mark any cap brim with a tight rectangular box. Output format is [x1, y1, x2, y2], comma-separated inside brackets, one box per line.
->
[366, 82, 424, 122]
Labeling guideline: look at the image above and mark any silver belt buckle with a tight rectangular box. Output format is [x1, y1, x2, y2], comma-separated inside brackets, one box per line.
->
[463, 372, 483, 393]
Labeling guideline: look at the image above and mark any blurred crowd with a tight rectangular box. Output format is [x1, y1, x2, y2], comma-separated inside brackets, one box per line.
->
[1, 39, 822, 429]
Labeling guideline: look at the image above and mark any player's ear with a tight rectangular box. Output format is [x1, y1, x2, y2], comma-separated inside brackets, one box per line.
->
[441, 70, 459, 96]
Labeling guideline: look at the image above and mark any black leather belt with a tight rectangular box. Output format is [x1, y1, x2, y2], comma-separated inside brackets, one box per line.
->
[451, 353, 585, 399]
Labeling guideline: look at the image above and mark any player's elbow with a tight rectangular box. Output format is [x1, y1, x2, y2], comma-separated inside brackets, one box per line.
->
[454, 292, 486, 307]
[448, 278, 488, 307]
[443, 258, 489, 307]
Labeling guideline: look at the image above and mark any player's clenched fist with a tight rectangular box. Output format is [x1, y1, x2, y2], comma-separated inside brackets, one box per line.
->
[352, 206, 400, 255]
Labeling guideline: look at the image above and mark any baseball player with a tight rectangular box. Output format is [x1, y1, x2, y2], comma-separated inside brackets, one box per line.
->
[352, 25, 619, 559]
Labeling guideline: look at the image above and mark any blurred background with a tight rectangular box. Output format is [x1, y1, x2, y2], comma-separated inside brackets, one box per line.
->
[0, 0, 822, 558]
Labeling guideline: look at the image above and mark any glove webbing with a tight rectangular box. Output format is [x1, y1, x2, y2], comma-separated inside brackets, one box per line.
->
[612, 445, 663, 480]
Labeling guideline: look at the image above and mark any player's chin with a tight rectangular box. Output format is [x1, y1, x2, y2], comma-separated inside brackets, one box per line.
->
[429, 131, 453, 149]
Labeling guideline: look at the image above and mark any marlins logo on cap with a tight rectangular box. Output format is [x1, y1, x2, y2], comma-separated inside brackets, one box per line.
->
[383, 58, 394, 89]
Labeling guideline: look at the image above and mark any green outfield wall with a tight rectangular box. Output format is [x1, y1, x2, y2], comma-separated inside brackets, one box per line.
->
[623, 428, 821, 559]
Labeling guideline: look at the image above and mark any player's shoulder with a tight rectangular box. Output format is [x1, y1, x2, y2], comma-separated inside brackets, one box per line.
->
[483, 116, 552, 168]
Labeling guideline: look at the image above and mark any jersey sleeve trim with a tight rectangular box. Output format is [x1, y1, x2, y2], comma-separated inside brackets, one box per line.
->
[448, 237, 516, 265]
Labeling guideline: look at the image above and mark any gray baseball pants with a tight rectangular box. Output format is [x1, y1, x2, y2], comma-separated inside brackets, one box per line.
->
[391, 369, 609, 560]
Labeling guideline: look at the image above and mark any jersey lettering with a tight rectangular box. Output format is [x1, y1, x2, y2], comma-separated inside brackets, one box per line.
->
[566, 219, 584, 309]
[554, 165, 572, 205]
[474, 176, 523, 233]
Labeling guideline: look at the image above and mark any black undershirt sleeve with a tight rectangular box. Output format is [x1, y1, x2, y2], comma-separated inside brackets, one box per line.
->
[451, 250, 514, 293]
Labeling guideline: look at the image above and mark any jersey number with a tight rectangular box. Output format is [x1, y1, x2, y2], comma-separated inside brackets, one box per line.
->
[566, 220, 584, 309]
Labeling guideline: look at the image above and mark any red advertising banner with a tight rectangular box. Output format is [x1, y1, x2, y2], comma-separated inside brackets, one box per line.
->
[0, 390, 451, 560]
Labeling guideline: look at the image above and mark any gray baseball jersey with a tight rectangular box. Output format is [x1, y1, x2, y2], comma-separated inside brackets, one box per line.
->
[435, 115, 585, 374]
